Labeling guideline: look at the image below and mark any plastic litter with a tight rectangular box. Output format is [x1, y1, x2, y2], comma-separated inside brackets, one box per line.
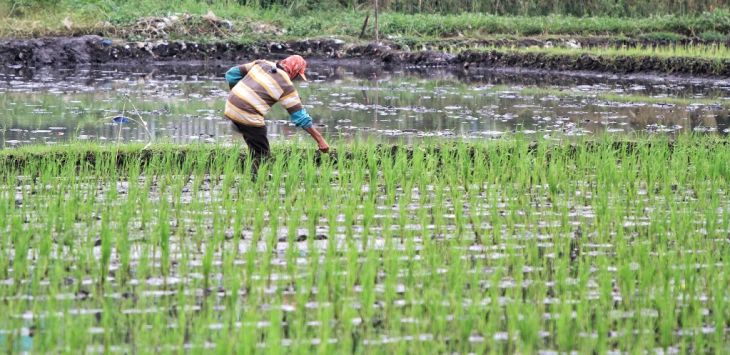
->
[112, 116, 130, 124]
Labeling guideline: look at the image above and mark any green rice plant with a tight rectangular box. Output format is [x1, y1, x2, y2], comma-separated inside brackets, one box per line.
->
[483, 42, 730, 60]
[99, 207, 112, 286]
[700, 30, 728, 42]
[0, 137, 729, 352]
[639, 31, 687, 42]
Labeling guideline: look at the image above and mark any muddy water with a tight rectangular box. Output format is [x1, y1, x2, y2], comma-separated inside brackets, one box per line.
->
[1, 63, 730, 147]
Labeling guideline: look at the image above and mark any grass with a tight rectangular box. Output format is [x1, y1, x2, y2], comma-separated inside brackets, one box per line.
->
[2, 0, 730, 41]
[3, 0, 726, 17]
[457, 43, 730, 76]
[1, 137, 729, 352]
[484, 43, 730, 60]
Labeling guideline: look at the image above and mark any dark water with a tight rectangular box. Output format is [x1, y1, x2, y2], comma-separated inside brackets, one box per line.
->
[1, 63, 730, 147]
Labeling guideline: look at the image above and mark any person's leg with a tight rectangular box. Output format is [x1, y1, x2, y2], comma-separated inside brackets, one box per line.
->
[231, 121, 270, 175]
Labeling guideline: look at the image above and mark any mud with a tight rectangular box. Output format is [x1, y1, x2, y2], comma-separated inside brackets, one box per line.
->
[0, 36, 440, 67]
[458, 50, 730, 77]
[406, 36, 730, 53]
[0, 36, 348, 67]
[3, 35, 728, 77]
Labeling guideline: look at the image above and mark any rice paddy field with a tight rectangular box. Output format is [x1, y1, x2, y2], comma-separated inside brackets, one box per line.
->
[1, 137, 730, 353]
[2, 63, 730, 353]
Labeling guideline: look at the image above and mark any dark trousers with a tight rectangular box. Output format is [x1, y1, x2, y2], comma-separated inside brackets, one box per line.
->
[231, 121, 269, 175]
[231, 121, 270, 157]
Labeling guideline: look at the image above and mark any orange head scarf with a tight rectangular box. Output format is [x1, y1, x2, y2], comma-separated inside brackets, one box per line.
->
[278, 55, 308, 81]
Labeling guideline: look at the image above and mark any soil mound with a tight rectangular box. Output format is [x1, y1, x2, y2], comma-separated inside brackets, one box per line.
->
[1, 35, 728, 77]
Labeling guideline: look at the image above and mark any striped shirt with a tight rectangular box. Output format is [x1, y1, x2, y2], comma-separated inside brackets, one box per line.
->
[224, 60, 304, 127]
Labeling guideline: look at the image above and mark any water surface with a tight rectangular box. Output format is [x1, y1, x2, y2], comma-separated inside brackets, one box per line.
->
[1, 63, 729, 147]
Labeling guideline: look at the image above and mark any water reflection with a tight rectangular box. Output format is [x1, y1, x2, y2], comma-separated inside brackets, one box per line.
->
[1, 63, 729, 147]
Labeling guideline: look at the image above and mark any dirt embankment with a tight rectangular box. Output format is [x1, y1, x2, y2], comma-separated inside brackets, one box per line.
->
[1, 35, 729, 76]
[0, 35, 452, 67]
[457, 50, 730, 77]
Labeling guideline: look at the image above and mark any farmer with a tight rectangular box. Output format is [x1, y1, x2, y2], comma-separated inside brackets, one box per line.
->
[224, 55, 329, 162]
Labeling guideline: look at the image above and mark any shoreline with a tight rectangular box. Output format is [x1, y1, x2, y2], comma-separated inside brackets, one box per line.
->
[2, 35, 730, 78]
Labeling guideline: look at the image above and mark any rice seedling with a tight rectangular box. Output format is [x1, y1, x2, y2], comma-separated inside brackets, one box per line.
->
[0, 136, 729, 352]
[481, 43, 730, 60]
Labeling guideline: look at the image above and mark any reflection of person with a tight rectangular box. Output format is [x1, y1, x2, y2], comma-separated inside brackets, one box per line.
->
[224, 55, 329, 162]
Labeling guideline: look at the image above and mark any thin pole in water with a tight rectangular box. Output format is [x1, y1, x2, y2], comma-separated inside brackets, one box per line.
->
[359, 13, 370, 39]
[374, 0, 379, 43]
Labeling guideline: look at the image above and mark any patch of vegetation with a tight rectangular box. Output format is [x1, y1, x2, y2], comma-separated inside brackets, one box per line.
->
[1, 137, 730, 353]
[3, 0, 726, 17]
[2, 0, 730, 42]
[700, 30, 729, 42]
[479, 43, 730, 60]
[638, 31, 687, 42]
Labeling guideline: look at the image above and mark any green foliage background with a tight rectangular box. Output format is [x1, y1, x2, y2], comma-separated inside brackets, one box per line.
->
[1, 0, 729, 41]
[3, 0, 729, 17]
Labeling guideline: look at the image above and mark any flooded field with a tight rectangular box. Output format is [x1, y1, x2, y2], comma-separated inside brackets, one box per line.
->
[2, 63, 730, 147]
[1, 63, 730, 353]
[1, 139, 730, 353]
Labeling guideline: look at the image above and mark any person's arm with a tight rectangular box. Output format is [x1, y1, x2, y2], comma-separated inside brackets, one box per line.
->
[290, 109, 329, 152]
[305, 126, 329, 153]
[224, 62, 254, 89]
[280, 87, 329, 152]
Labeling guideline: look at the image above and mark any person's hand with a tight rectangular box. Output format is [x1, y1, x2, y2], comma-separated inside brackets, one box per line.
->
[318, 141, 330, 153]
[303, 127, 329, 153]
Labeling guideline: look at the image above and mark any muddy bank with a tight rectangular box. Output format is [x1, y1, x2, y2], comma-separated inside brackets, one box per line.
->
[457, 50, 730, 77]
[408, 36, 730, 52]
[0, 35, 451, 67]
[2, 35, 729, 77]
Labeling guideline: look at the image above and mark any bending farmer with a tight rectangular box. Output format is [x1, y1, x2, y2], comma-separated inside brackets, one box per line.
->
[223, 55, 329, 159]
